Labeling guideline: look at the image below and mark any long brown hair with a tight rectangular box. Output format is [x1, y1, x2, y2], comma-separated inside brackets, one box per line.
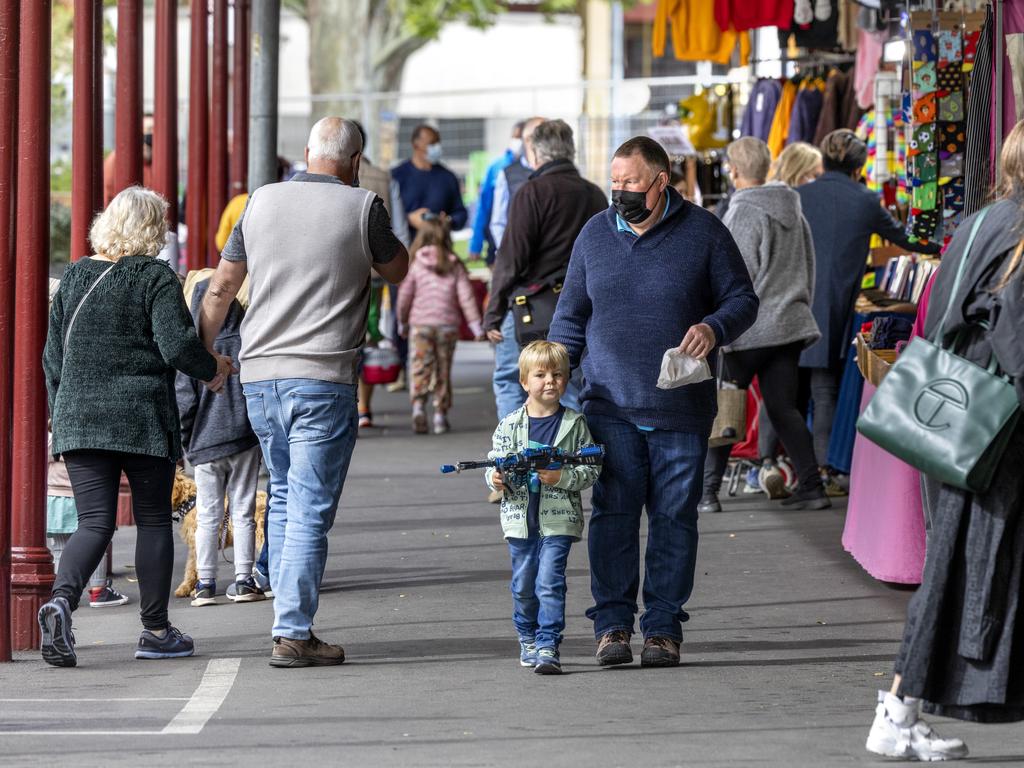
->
[994, 121, 1024, 290]
[410, 218, 456, 275]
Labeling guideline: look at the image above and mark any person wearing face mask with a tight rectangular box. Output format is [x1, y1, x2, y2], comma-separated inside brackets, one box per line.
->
[547, 136, 758, 669]
[482, 119, 607, 412]
[391, 124, 469, 238]
[469, 121, 526, 266]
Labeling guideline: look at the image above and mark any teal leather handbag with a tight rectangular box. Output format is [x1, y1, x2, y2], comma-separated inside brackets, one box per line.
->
[856, 209, 1021, 493]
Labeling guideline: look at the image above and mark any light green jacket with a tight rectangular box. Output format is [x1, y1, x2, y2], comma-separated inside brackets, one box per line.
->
[485, 406, 600, 541]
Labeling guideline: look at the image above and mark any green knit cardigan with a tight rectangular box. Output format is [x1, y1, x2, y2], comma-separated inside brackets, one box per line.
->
[43, 256, 218, 460]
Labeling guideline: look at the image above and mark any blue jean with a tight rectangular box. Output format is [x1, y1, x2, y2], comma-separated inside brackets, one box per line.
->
[243, 379, 358, 640]
[492, 312, 582, 419]
[584, 413, 708, 642]
[255, 478, 269, 578]
[507, 534, 573, 649]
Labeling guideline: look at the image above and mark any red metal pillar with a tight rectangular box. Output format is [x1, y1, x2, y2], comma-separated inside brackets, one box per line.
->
[114, 0, 143, 196]
[114, 0, 143, 195]
[92, 0, 103, 213]
[208, 0, 228, 263]
[230, 0, 248, 194]
[0, 0, 19, 663]
[71, 0, 100, 262]
[11, 0, 53, 651]
[153, 0, 179, 224]
[186, 0, 208, 271]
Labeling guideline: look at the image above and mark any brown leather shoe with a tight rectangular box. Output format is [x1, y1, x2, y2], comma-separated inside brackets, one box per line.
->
[640, 636, 680, 667]
[269, 633, 346, 668]
[596, 630, 633, 666]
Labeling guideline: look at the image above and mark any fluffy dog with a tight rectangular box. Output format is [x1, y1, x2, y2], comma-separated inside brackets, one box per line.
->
[172, 471, 267, 598]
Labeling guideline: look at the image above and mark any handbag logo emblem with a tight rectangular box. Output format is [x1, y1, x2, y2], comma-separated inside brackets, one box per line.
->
[913, 379, 969, 431]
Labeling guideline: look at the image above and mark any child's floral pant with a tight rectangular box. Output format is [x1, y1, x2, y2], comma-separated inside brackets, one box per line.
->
[410, 325, 459, 412]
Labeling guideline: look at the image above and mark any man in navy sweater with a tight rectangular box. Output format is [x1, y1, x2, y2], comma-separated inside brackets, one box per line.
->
[548, 137, 758, 668]
[391, 124, 468, 238]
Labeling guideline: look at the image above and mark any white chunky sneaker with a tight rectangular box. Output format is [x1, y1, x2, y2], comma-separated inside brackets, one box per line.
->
[866, 691, 968, 761]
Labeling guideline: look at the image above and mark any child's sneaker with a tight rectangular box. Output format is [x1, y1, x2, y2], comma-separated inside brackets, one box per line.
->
[88, 580, 130, 608]
[190, 579, 217, 607]
[412, 412, 428, 434]
[742, 466, 762, 494]
[358, 411, 373, 429]
[534, 647, 562, 675]
[38, 596, 77, 667]
[135, 626, 195, 659]
[866, 691, 968, 761]
[758, 461, 788, 500]
[519, 641, 538, 667]
[433, 413, 449, 435]
[227, 576, 267, 602]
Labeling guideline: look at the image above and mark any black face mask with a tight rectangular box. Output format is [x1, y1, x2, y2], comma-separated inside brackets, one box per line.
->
[611, 176, 660, 224]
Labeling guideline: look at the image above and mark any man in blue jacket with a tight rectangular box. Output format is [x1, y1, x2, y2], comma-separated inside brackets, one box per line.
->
[548, 137, 758, 668]
[468, 121, 524, 265]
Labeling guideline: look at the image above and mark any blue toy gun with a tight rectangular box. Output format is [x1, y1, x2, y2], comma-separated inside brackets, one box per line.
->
[440, 444, 605, 492]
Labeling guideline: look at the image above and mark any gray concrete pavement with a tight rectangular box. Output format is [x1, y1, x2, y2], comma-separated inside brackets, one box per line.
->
[3, 343, 1024, 767]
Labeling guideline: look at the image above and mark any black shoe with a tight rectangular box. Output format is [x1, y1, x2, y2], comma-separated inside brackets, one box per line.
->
[697, 494, 722, 514]
[596, 630, 633, 666]
[780, 487, 831, 510]
[640, 636, 680, 667]
[227, 576, 267, 603]
[135, 626, 195, 659]
[38, 597, 77, 668]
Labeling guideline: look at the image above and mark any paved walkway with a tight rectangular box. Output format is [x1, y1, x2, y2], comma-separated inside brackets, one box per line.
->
[3, 343, 1024, 766]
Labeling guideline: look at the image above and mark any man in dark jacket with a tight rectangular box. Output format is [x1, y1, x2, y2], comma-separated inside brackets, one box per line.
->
[176, 271, 263, 605]
[798, 130, 941, 480]
[548, 137, 758, 668]
[484, 119, 608, 413]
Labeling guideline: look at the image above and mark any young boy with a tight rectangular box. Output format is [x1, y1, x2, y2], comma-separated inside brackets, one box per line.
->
[486, 341, 600, 675]
[176, 269, 263, 606]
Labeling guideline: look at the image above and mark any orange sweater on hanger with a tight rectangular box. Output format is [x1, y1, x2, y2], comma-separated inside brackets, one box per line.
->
[654, 0, 751, 66]
[767, 79, 797, 158]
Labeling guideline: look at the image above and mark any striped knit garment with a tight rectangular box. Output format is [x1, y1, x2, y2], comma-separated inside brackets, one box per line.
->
[963, 4, 992, 217]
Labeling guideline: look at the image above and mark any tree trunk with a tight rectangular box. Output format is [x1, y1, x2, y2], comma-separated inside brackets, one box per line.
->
[306, 0, 429, 161]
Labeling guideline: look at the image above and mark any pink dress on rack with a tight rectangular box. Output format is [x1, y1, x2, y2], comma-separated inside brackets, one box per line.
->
[842, 275, 938, 585]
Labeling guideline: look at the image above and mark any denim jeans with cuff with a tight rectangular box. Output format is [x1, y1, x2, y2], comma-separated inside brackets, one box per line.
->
[584, 413, 708, 643]
[244, 379, 358, 640]
[507, 534, 574, 649]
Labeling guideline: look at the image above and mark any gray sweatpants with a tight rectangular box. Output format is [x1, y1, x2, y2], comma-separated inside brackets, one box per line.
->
[49, 535, 108, 589]
[194, 445, 262, 582]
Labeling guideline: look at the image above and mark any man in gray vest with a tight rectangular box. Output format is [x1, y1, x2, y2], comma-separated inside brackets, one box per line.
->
[199, 117, 409, 667]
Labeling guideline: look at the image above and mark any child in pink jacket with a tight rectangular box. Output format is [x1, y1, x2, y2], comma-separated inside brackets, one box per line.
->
[397, 218, 483, 434]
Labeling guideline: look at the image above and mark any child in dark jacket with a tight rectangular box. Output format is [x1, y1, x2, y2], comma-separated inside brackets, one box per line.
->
[175, 269, 263, 606]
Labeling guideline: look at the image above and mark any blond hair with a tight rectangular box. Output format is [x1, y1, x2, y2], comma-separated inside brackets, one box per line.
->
[769, 142, 823, 187]
[993, 121, 1024, 291]
[89, 186, 169, 260]
[518, 340, 569, 382]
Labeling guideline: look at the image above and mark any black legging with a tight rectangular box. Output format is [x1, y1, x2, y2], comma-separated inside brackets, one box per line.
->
[703, 342, 822, 496]
[53, 450, 176, 630]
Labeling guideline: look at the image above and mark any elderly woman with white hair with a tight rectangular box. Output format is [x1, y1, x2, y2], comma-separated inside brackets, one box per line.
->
[38, 186, 233, 667]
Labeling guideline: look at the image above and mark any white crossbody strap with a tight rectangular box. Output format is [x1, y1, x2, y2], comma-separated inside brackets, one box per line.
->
[63, 263, 116, 350]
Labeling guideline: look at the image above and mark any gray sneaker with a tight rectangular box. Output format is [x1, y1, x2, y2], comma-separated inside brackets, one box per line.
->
[227, 576, 266, 602]
[38, 596, 77, 668]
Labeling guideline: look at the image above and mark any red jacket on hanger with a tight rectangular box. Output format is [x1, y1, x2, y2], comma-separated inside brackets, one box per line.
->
[714, 0, 794, 32]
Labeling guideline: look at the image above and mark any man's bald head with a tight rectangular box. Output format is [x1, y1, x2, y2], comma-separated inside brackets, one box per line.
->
[305, 117, 363, 183]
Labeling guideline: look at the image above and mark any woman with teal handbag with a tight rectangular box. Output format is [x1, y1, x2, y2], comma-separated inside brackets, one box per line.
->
[865, 122, 1024, 761]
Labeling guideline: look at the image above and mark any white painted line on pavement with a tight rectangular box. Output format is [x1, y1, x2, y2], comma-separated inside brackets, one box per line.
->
[161, 657, 241, 735]
[0, 657, 241, 737]
[0, 697, 189, 702]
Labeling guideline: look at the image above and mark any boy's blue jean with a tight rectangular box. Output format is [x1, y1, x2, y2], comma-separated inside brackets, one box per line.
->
[507, 534, 574, 649]
[243, 379, 358, 640]
[583, 413, 708, 643]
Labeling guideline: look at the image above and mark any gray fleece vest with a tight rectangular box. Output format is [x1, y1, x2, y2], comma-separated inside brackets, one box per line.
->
[238, 180, 375, 385]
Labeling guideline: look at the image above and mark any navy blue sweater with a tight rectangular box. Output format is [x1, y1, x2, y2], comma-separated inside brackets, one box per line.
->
[391, 160, 468, 232]
[548, 188, 759, 434]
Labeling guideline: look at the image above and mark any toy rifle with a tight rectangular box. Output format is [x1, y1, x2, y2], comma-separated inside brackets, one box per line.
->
[440, 444, 605, 492]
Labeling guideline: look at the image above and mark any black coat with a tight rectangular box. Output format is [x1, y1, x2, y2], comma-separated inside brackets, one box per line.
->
[797, 172, 940, 369]
[483, 159, 608, 331]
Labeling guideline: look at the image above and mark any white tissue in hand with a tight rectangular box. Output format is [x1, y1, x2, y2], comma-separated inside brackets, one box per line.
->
[656, 348, 712, 389]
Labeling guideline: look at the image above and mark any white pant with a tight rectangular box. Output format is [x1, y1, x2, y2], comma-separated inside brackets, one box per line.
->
[194, 445, 262, 582]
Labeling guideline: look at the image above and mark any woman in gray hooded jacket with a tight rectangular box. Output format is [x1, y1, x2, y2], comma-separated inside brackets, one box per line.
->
[699, 137, 826, 512]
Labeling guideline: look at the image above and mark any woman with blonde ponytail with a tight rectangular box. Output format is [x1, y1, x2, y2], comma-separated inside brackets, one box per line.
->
[864, 121, 1024, 761]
